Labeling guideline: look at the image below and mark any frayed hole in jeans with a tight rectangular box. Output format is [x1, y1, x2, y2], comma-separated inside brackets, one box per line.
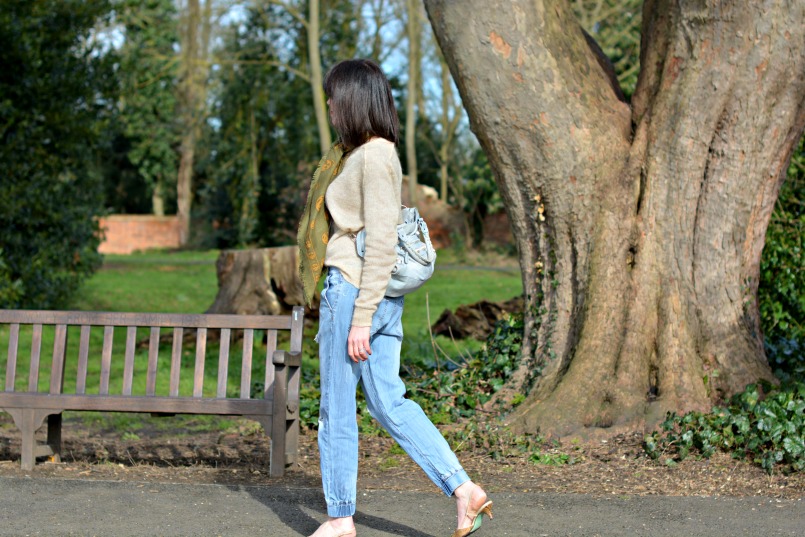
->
[322, 288, 334, 313]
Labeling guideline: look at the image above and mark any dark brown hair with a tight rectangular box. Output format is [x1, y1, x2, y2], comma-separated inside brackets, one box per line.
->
[323, 59, 399, 150]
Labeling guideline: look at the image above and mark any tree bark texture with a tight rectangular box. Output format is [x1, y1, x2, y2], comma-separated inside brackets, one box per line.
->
[425, 0, 805, 437]
[206, 246, 316, 317]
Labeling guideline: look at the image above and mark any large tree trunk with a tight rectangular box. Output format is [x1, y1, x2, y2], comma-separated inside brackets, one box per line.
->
[425, 0, 805, 437]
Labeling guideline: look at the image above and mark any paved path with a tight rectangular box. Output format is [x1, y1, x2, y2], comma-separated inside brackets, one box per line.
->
[0, 477, 802, 536]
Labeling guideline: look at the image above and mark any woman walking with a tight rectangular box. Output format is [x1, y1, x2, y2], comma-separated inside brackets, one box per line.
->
[298, 59, 493, 537]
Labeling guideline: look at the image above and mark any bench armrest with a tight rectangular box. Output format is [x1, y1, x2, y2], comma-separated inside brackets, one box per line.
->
[272, 350, 302, 367]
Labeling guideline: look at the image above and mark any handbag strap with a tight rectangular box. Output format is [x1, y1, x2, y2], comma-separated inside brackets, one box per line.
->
[399, 217, 437, 265]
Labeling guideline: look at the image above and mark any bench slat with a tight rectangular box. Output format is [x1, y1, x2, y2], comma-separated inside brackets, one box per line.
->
[146, 327, 160, 396]
[50, 324, 67, 395]
[123, 326, 136, 395]
[170, 327, 183, 397]
[0, 393, 272, 415]
[100, 326, 114, 395]
[5, 323, 19, 392]
[76, 325, 91, 395]
[216, 328, 230, 398]
[0, 310, 293, 330]
[240, 329, 254, 399]
[193, 328, 207, 398]
[28, 324, 42, 392]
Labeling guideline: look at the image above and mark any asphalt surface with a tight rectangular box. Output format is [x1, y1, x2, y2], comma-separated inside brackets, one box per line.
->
[0, 476, 802, 537]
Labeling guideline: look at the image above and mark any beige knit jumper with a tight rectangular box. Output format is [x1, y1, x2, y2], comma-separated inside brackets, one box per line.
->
[324, 137, 402, 327]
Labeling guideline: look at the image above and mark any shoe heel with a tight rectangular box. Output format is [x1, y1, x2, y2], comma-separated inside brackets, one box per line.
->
[481, 503, 493, 520]
[470, 501, 493, 532]
[451, 498, 494, 537]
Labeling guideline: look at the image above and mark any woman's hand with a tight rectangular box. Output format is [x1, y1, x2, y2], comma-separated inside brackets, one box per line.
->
[347, 325, 372, 362]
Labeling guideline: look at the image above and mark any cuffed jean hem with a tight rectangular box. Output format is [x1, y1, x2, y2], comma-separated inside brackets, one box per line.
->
[441, 468, 471, 497]
[327, 502, 357, 518]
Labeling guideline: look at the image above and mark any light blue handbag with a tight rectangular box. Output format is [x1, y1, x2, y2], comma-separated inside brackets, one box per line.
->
[355, 206, 436, 297]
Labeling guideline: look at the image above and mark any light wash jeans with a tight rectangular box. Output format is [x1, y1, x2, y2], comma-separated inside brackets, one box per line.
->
[316, 267, 470, 517]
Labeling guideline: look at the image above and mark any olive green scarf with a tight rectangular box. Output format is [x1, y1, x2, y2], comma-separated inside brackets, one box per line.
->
[297, 143, 346, 306]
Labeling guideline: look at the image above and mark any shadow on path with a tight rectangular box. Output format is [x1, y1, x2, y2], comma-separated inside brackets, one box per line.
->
[238, 485, 437, 537]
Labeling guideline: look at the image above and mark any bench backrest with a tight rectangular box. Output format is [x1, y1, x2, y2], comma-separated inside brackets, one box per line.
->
[0, 308, 304, 401]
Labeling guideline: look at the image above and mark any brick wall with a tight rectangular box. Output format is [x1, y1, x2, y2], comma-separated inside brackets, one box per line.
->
[98, 215, 182, 255]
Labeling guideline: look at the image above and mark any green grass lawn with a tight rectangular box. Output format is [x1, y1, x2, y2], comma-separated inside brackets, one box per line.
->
[0, 248, 522, 435]
[42, 247, 521, 370]
[69, 250, 220, 313]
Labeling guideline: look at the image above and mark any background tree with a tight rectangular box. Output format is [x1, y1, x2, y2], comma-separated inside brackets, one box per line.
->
[363, 0, 400, 62]
[196, 0, 362, 248]
[464, 150, 504, 247]
[176, 0, 214, 244]
[199, 3, 317, 247]
[0, 0, 114, 309]
[404, 0, 422, 205]
[414, 25, 466, 205]
[425, 0, 805, 436]
[760, 137, 805, 378]
[261, 0, 364, 154]
[571, 0, 642, 97]
[307, 0, 332, 154]
[434, 48, 463, 203]
[117, 0, 181, 216]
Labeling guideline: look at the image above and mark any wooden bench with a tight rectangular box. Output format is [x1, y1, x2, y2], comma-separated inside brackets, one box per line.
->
[0, 307, 304, 476]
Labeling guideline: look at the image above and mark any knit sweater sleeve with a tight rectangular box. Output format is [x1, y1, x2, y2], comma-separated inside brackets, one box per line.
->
[351, 145, 401, 327]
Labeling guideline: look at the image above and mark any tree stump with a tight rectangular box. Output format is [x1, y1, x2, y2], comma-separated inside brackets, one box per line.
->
[206, 246, 318, 318]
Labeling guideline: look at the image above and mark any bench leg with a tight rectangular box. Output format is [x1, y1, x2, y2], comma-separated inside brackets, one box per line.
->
[258, 355, 302, 475]
[46, 413, 62, 463]
[270, 418, 286, 478]
[284, 419, 298, 467]
[285, 363, 301, 467]
[271, 362, 288, 478]
[248, 416, 285, 477]
[5, 408, 56, 471]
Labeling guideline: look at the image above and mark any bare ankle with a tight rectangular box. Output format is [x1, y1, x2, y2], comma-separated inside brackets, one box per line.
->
[455, 481, 483, 501]
[454, 481, 475, 498]
[309, 518, 356, 537]
[328, 516, 354, 529]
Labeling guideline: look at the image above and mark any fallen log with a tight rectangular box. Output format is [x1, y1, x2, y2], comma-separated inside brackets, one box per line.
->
[431, 295, 524, 340]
